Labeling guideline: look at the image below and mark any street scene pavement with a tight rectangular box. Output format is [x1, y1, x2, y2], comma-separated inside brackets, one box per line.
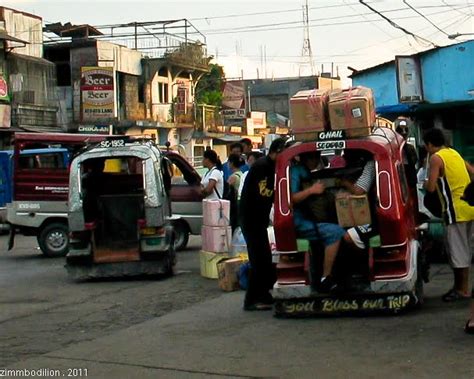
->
[2, 234, 474, 379]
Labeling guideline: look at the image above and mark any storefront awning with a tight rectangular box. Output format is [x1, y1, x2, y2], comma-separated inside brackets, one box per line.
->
[375, 104, 417, 116]
[0, 31, 28, 45]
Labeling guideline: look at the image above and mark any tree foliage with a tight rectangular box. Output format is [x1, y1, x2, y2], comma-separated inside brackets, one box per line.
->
[195, 63, 225, 106]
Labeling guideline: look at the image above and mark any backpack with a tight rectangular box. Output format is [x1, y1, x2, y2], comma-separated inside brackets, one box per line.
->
[223, 172, 243, 231]
[423, 190, 442, 218]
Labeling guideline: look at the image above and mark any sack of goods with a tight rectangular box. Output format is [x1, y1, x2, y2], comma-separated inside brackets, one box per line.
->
[290, 89, 329, 141]
[200, 199, 232, 279]
[328, 86, 376, 138]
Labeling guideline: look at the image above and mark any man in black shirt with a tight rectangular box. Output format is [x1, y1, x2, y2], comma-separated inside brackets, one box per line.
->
[240, 138, 286, 311]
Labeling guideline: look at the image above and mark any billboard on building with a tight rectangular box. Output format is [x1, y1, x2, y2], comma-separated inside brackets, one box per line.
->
[396, 56, 423, 103]
[0, 75, 9, 102]
[81, 67, 115, 122]
[0, 104, 11, 128]
[222, 81, 245, 110]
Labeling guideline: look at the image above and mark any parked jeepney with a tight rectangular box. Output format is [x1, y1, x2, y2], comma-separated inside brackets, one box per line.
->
[66, 137, 175, 280]
[0, 148, 69, 232]
[7, 133, 106, 256]
[272, 128, 427, 316]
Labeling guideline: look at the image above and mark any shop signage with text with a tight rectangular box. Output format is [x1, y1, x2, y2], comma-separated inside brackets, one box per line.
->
[81, 67, 115, 121]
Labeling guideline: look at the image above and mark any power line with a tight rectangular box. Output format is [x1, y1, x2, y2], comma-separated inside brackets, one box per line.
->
[188, 2, 364, 21]
[343, 0, 398, 40]
[358, 0, 438, 48]
[424, 12, 471, 39]
[198, 5, 473, 36]
[441, 0, 472, 16]
[202, 6, 471, 36]
[199, 11, 373, 34]
[403, 0, 450, 37]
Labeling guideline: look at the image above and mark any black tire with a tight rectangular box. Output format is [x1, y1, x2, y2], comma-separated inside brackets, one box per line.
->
[172, 221, 189, 251]
[37, 222, 69, 257]
[415, 249, 425, 306]
[164, 227, 177, 276]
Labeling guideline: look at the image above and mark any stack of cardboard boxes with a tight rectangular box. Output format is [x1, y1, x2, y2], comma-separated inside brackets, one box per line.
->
[289, 86, 376, 230]
[200, 199, 248, 291]
[290, 86, 376, 140]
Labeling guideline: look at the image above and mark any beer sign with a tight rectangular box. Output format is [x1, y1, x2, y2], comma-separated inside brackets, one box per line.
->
[81, 67, 115, 121]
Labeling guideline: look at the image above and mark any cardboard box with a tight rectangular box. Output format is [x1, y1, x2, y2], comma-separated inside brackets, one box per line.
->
[217, 257, 245, 291]
[200, 250, 229, 279]
[290, 89, 329, 141]
[328, 86, 375, 138]
[335, 192, 372, 227]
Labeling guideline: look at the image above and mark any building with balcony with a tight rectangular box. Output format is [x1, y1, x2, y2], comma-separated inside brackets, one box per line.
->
[0, 7, 62, 148]
[43, 20, 211, 163]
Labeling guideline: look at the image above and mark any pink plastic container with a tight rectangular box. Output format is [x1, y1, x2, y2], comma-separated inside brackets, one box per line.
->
[201, 225, 232, 253]
[202, 199, 230, 227]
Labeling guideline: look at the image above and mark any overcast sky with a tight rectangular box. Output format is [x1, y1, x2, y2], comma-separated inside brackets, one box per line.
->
[5, 0, 474, 84]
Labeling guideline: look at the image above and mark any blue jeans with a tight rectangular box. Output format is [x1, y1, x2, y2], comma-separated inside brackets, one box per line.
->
[296, 221, 346, 247]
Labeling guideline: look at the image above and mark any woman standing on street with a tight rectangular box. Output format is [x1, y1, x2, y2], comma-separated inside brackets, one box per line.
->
[201, 149, 224, 200]
[227, 153, 246, 196]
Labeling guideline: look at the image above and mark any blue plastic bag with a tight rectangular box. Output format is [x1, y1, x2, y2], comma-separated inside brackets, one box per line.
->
[238, 261, 251, 290]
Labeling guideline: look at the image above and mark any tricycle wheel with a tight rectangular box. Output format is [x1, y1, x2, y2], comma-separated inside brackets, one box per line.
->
[38, 222, 69, 257]
[415, 250, 425, 306]
[171, 221, 189, 251]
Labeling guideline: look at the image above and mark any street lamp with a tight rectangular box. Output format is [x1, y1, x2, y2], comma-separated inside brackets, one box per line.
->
[247, 84, 252, 113]
[448, 33, 474, 39]
[247, 80, 256, 114]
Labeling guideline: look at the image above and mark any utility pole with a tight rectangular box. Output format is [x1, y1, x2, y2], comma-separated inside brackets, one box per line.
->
[300, 0, 315, 76]
[264, 45, 267, 79]
[134, 22, 138, 50]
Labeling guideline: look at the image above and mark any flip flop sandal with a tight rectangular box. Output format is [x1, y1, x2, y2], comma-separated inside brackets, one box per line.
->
[442, 289, 470, 302]
[465, 320, 474, 334]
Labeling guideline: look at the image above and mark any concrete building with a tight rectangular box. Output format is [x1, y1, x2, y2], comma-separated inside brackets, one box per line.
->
[246, 75, 341, 120]
[350, 40, 474, 160]
[44, 20, 211, 163]
[0, 7, 61, 148]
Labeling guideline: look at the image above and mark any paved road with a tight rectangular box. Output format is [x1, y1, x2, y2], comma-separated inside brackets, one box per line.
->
[0, 235, 220, 368]
[2, 235, 474, 378]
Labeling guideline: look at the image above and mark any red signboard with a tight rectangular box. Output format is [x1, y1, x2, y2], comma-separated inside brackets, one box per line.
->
[0, 75, 9, 101]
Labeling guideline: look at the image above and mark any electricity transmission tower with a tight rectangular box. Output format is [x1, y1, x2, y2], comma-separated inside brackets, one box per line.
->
[300, 0, 315, 76]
